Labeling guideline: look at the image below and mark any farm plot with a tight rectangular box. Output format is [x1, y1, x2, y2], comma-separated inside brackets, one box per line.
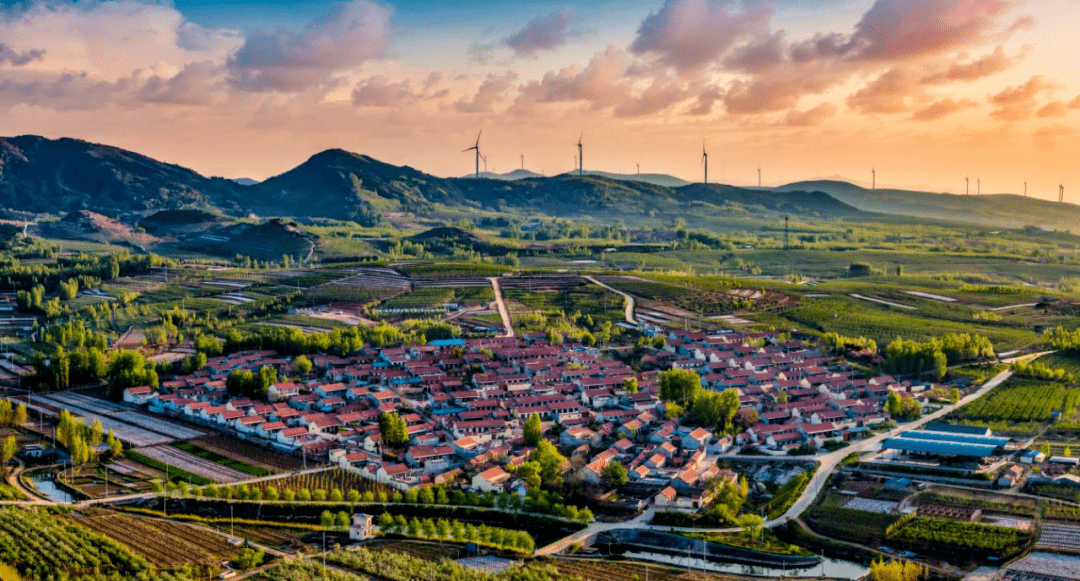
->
[306, 268, 411, 303]
[1035, 523, 1080, 553]
[804, 504, 898, 545]
[369, 540, 461, 561]
[0, 506, 158, 581]
[29, 395, 173, 447]
[191, 434, 305, 471]
[951, 378, 1080, 432]
[111, 411, 204, 440]
[549, 558, 747, 581]
[243, 468, 389, 497]
[66, 511, 240, 569]
[133, 445, 249, 483]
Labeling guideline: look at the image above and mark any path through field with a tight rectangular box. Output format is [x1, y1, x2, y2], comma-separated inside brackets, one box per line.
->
[583, 275, 636, 325]
[489, 277, 514, 337]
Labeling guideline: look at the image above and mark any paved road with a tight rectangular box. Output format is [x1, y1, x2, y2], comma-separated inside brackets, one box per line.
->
[488, 277, 515, 338]
[583, 275, 636, 325]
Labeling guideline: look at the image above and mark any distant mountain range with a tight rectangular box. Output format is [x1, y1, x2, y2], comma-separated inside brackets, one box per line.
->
[471, 169, 690, 188]
[0, 135, 1076, 232]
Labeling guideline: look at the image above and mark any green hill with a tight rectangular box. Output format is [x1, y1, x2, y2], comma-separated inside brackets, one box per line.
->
[776, 180, 1080, 231]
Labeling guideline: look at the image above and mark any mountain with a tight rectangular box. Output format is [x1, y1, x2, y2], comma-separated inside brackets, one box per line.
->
[466, 169, 544, 180]
[0, 135, 246, 215]
[232, 177, 260, 186]
[776, 180, 1080, 231]
[578, 170, 690, 188]
[0, 136, 864, 228]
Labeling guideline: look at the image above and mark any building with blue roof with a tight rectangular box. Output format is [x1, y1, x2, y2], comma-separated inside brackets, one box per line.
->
[899, 430, 1008, 450]
[882, 437, 998, 458]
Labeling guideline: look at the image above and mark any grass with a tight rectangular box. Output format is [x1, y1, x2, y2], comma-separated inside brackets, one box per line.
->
[171, 441, 271, 477]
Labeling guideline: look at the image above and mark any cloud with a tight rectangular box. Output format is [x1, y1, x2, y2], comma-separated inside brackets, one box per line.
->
[0, 71, 134, 111]
[1035, 101, 1068, 118]
[989, 75, 1060, 121]
[686, 85, 724, 116]
[848, 0, 1025, 61]
[226, 0, 394, 92]
[504, 8, 577, 57]
[921, 45, 1025, 84]
[724, 31, 786, 73]
[846, 68, 921, 115]
[0, 43, 44, 67]
[782, 103, 836, 126]
[1070, 95, 1080, 109]
[352, 75, 418, 107]
[455, 71, 518, 113]
[630, 0, 773, 72]
[912, 98, 977, 121]
[139, 61, 223, 106]
[614, 75, 693, 117]
[515, 46, 632, 109]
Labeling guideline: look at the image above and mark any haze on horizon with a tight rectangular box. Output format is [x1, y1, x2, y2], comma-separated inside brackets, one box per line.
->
[1, 0, 1078, 201]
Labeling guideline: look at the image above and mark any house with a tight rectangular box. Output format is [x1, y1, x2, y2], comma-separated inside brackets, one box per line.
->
[1021, 450, 1046, 464]
[349, 513, 375, 541]
[560, 427, 599, 447]
[472, 466, 511, 492]
[682, 427, 711, 450]
[123, 386, 156, 405]
[654, 486, 678, 507]
[997, 464, 1023, 489]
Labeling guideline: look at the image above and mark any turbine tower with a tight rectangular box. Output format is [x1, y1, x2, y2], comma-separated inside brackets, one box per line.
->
[577, 133, 583, 176]
[758, 167, 762, 188]
[1024, 181, 1028, 197]
[636, 163, 640, 175]
[1061, 183, 1066, 203]
[977, 178, 981, 196]
[966, 176, 969, 196]
[520, 153, 524, 170]
[462, 131, 482, 179]
[701, 142, 708, 184]
[872, 168, 876, 190]
[481, 154, 488, 174]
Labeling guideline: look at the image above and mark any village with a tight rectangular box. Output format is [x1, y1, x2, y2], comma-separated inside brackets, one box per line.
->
[119, 327, 926, 510]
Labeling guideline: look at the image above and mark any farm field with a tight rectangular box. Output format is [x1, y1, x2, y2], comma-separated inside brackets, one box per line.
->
[0, 506, 177, 581]
[547, 557, 770, 581]
[172, 441, 273, 477]
[65, 510, 241, 570]
[888, 516, 1029, 559]
[749, 294, 1038, 351]
[191, 434, 306, 471]
[240, 468, 390, 497]
[132, 445, 250, 483]
[368, 539, 462, 561]
[947, 377, 1080, 435]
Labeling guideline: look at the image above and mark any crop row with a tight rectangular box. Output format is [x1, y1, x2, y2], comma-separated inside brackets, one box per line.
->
[956, 378, 1080, 425]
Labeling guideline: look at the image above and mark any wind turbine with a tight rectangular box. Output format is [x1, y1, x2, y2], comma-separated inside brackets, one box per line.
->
[965, 176, 969, 196]
[636, 163, 640, 175]
[462, 131, 482, 179]
[481, 154, 488, 174]
[520, 153, 524, 170]
[758, 166, 762, 188]
[1024, 181, 1028, 197]
[871, 167, 876, 190]
[577, 133, 583, 176]
[701, 142, 708, 184]
[1061, 182, 1066, 203]
[977, 177, 981, 196]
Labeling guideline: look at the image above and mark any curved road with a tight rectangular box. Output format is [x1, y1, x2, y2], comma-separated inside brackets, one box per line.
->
[583, 275, 636, 325]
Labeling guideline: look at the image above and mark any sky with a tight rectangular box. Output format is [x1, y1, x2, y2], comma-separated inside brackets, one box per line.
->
[1, 0, 1079, 201]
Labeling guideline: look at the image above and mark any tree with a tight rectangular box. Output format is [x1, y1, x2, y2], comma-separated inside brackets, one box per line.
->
[0, 436, 16, 465]
[600, 461, 628, 488]
[12, 404, 27, 426]
[523, 414, 542, 447]
[658, 368, 701, 407]
[869, 559, 926, 581]
[105, 350, 159, 399]
[691, 388, 740, 433]
[516, 461, 542, 488]
[737, 514, 763, 540]
[948, 388, 961, 404]
[531, 440, 568, 487]
[294, 355, 313, 376]
[378, 412, 409, 447]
